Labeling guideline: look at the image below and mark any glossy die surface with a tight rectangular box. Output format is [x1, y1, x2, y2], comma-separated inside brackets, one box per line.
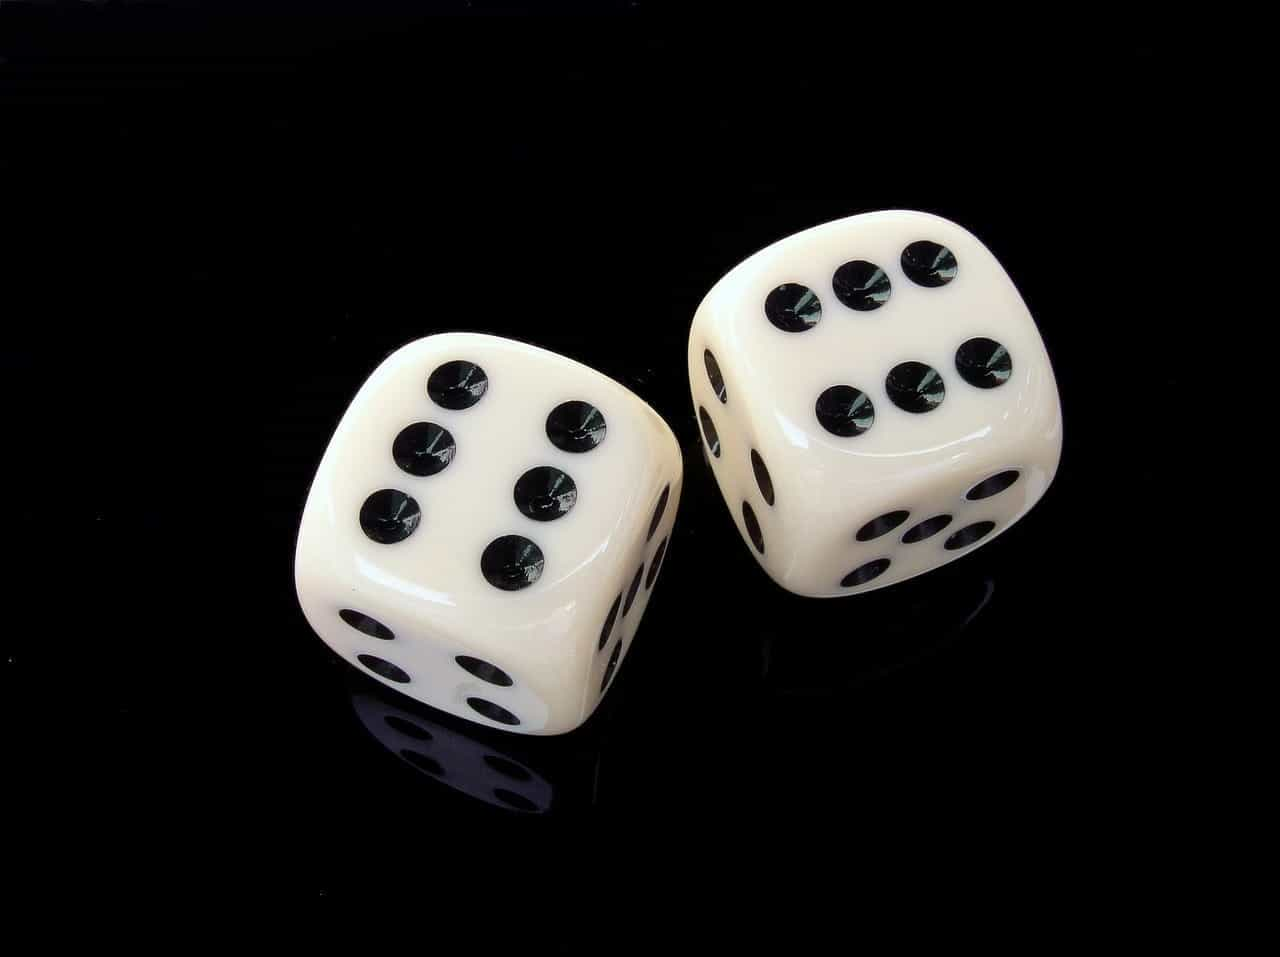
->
[296, 333, 681, 734]
[688, 210, 1061, 597]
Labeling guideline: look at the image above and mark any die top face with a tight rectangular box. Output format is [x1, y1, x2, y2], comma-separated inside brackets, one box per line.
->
[697, 211, 1060, 488]
[295, 333, 681, 732]
[689, 210, 1062, 597]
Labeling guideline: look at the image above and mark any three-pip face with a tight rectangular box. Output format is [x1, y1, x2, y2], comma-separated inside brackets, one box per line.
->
[688, 210, 1062, 597]
[295, 333, 682, 734]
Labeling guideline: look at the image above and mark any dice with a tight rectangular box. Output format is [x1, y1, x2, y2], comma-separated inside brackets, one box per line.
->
[687, 210, 1061, 597]
[295, 333, 682, 734]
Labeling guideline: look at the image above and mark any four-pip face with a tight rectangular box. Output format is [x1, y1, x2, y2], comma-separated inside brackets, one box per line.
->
[688, 210, 1062, 597]
[295, 333, 682, 735]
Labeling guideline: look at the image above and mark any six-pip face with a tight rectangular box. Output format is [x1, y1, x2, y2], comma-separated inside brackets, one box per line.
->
[688, 210, 1062, 597]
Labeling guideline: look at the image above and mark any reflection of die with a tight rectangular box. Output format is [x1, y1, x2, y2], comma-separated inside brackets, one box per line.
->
[351, 692, 557, 813]
[758, 573, 995, 695]
[688, 210, 1062, 597]
[296, 333, 681, 734]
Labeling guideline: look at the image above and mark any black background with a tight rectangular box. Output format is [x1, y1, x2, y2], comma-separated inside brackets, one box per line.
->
[3, 3, 1207, 924]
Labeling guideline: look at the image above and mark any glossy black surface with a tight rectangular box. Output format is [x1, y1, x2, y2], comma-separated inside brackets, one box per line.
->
[856, 510, 911, 542]
[703, 349, 727, 402]
[750, 450, 775, 506]
[901, 514, 954, 544]
[598, 593, 622, 650]
[900, 240, 958, 287]
[955, 337, 1013, 389]
[358, 488, 422, 544]
[4, 13, 1202, 915]
[545, 400, 607, 453]
[885, 361, 946, 414]
[455, 655, 514, 687]
[966, 470, 1021, 501]
[427, 359, 488, 410]
[512, 465, 578, 521]
[698, 405, 721, 457]
[832, 260, 892, 311]
[742, 501, 765, 554]
[622, 563, 645, 615]
[841, 558, 892, 588]
[339, 608, 396, 641]
[765, 282, 823, 332]
[646, 485, 670, 541]
[467, 697, 521, 726]
[392, 421, 456, 476]
[358, 653, 412, 684]
[601, 640, 621, 692]
[645, 539, 667, 589]
[944, 521, 997, 550]
[815, 385, 875, 436]
[479, 534, 545, 591]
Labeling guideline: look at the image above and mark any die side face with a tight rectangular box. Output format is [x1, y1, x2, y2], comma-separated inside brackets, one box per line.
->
[295, 333, 682, 734]
[689, 210, 1062, 597]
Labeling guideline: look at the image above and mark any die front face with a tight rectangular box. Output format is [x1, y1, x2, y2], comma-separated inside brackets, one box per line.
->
[689, 210, 1061, 597]
[295, 333, 682, 734]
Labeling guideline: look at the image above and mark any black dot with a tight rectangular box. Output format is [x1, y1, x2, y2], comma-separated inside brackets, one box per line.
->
[467, 698, 520, 726]
[623, 564, 644, 615]
[967, 470, 1020, 500]
[750, 450, 775, 506]
[945, 521, 996, 550]
[698, 406, 721, 457]
[480, 535, 545, 591]
[901, 240, 958, 287]
[357, 654, 410, 683]
[855, 510, 910, 542]
[484, 755, 533, 781]
[647, 484, 670, 541]
[455, 655, 513, 687]
[832, 260, 891, 311]
[901, 514, 953, 543]
[601, 640, 621, 692]
[427, 360, 488, 410]
[598, 593, 622, 650]
[765, 283, 822, 332]
[646, 539, 667, 589]
[546, 400, 606, 453]
[400, 749, 444, 776]
[339, 609, 395, 641]
[815, 385, 875, 437]
[392, 422, 456, 477]
[885, 361, 946, 413]
[841, 558, 891, 588]
[651, 543, 668, 580]
[493, 788, 539, 812]
[359, 489, 422, 544]
[384, 715, 433, 740]
[513, 466, 577, 521]
[742, 501, 765, 554]
[955, 338, 1013, 389]
[704, 350, 727, 402]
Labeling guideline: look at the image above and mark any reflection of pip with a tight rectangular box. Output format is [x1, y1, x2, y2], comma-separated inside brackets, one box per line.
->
[351, 692, 554, 813]
[759, 574, 995, 694]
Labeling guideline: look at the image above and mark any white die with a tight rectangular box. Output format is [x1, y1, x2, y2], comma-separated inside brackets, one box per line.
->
[687, 210, 1062, 597]
[295, 333, 682, 734]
